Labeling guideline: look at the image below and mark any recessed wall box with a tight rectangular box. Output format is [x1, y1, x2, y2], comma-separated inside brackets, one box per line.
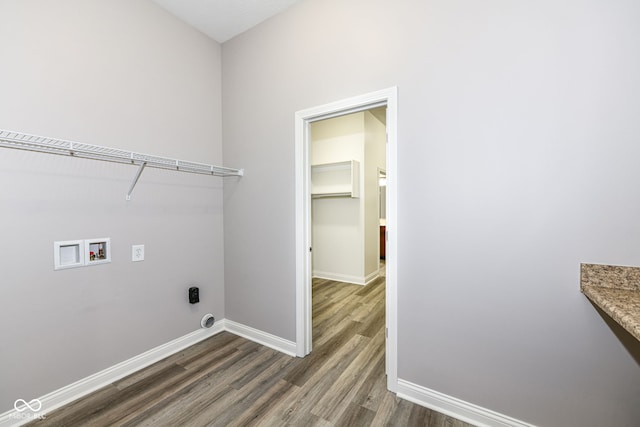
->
[85, 238, 111, 266]
[54, 240, 85, 270]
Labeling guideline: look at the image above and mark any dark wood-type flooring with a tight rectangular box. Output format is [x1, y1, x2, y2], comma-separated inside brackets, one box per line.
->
[29, 273, 474, 426]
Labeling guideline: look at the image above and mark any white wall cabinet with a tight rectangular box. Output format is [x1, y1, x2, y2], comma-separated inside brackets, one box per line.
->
[311, 160, 360, 198]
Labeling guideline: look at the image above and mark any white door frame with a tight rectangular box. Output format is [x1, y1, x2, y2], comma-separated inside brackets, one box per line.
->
[294, 87, 398, 392]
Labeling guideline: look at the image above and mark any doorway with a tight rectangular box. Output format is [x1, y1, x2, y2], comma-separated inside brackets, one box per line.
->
[295, 87, 398, 392]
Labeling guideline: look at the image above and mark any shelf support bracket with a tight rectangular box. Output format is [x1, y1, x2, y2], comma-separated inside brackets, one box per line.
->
[126, 162, 147, 201]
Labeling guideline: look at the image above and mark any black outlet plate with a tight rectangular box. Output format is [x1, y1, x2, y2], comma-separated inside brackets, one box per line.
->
[188, 287, 199, 304]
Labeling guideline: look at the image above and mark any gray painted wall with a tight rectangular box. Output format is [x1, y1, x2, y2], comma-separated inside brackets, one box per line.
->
[222, 0, 640, 426]
[0, 0, 226, 412]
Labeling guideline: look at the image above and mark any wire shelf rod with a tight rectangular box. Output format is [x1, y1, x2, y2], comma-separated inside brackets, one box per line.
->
[0, 129, 244, 176]
[0, 129, 244, 200]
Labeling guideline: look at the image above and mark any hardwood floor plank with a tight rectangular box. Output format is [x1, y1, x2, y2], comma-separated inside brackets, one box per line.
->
[284, 319, 362, 387]
[174, 332, 244, 370]
[334, 403, 376, 427]
[30, 385, 121, 427]
[387, 398, 416, 426]
[252, 382, 312, 426]
[112, 356, 182, 392]
[120, 377, 236, 426]
[311, 329, 385, 422]
[262, 334, 371, 426]
[210, 361, 295, 427]
[367, 392, 395, 427]
[357, 301, 385, 338]
[406, 404, 434, 426]
[84, 363, 190, 425]
[229, 349, 288, 390]
[353, 356, 388, 412]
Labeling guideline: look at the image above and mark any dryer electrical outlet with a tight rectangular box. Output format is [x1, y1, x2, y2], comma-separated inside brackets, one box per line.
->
[189, 287, 200, 304]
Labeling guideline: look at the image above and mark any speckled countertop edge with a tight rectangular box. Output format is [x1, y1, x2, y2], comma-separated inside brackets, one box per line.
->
[581, 285, 640, 341]
[580, 263, 640, 291]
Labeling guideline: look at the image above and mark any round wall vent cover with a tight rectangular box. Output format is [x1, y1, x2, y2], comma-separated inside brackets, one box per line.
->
[201, 314, 215, 329]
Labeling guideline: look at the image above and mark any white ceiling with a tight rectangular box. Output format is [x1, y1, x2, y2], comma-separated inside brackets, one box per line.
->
[152, 0, 304, 43]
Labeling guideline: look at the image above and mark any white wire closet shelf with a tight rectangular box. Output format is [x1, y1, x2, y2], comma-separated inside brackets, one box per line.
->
[0, 129, 244, 200]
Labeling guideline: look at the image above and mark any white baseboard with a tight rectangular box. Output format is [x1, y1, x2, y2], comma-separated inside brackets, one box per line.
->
[312, 270, 379, 286]
[396, 379, 536, 427]
[364, 270, 380, 285]
[224, 319, 297, 356]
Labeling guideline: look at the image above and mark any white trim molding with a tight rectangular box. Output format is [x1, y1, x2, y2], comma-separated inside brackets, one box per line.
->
[312, 270, 379, 286]
[223, 319, 297, 356]
[295, 87, 398, 393]
[396, 379, 536, 427]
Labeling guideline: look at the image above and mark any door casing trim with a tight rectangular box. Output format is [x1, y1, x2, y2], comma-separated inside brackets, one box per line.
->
[294, 86, 398, 392]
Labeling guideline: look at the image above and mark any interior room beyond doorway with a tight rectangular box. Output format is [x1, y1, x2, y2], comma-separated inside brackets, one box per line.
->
[310, 107, 387, 286]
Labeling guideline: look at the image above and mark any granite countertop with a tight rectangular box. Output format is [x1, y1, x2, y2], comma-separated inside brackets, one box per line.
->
[581, 263, 640, 342]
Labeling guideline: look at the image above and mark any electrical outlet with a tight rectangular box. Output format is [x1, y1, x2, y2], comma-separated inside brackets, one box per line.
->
[189, 287, 199, 304]
[132, 244, 145, 262]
